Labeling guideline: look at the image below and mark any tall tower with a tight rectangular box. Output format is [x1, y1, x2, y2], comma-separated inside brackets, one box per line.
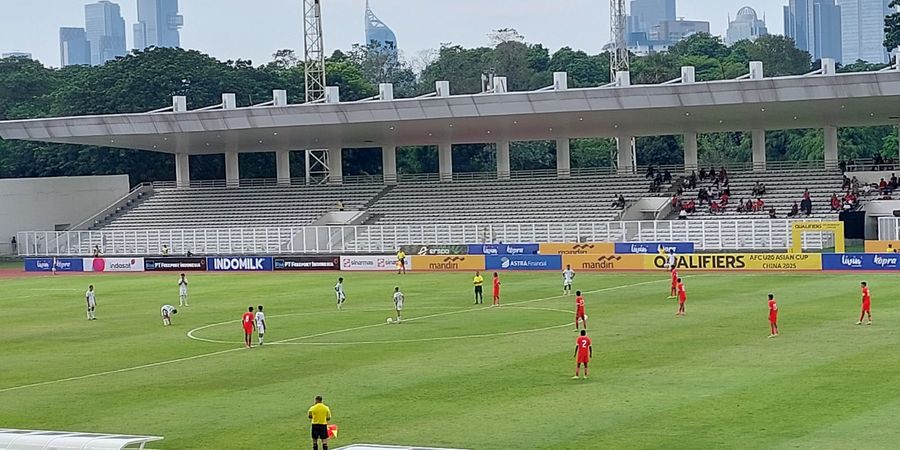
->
[304, 0, 326, 103]
[134, 0, 183, 50]
[610, 0, 629, 80]
[84, 0, 127, 65]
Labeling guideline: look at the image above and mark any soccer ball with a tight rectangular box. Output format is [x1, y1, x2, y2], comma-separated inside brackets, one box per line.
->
[387, 318, 393, 324]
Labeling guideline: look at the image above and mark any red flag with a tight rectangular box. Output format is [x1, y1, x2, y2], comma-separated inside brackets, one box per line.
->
[327, 424, 339, 439]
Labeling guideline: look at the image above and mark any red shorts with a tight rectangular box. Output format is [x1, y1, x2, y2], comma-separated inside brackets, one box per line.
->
[678, 296, 686, 304]
[576, 309, 585, 319]
[862, 302, 871, 312]
[493, 290, 500, 297]
[577, 353, 590, 364]
[769, 314, 778, 323]
[243, 325, 253, 334]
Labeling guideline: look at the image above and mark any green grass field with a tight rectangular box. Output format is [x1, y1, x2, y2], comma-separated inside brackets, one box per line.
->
[2, 270, 900, 449]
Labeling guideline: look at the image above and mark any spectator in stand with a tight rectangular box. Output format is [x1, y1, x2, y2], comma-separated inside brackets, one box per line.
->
[698, 188, 710, 205]
[663, 170, 672, 183]
[879, 178, 889, 194]
[336, 199, 345, 211]
[646, 165, 656, 179]
[689, 171, 697, 189]
[787, 202, 800, 217]
[752, 181, 766, 197]
[768, 208, 777, 219]
[720, 191, 729, 206]
[745, 198, 753, 213]
[10, 236, 16, 254]
[800, 190, 813, 216]
[671, 195, 680, 208]
[679, 208, 688, 220]
[718, 167, 728, 183]
[873, 155, 885, 171]
[92, 245, 101, 257]
[737, 198, 747, 213]
[709, 167, 717, 181]
[839, 160, 847, 173]
[830, 193, 841, 211]
[612, 195, 626, 209]
[754, 198, 765, 212]
[710, 200, 723, 214]
[699, 168, 707, 180]
[684, 200, 696, 214]
[890, 173, 898, 190]
[847, 158, 855, 171]
[842, 175, 851, 190]
[162, 244, 170, 256]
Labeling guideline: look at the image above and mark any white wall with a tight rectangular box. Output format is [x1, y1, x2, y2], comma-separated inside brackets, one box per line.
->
[0, 175, 129, 254]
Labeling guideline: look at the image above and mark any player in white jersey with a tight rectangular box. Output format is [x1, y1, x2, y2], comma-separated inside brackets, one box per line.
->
[666, 250, 677, 270]
[178, 273, 189, 306]
[255, 305, 267, 345]
[85, 285, 97, 320]
[160, 304, 177, 326]
[563, 265, 576, 295]
[392, 287, 404, 323]
[335, 277, 346, 310]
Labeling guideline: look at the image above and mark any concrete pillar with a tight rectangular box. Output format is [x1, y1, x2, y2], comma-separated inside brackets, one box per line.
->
[328, 147, 343, 184]
[225, 151, 239, 187]
[556, 138, 571, 178]
[276, 150, 291, 185]
[752, 129, 766, 171]
[824, 126, 839, 170]
[438, 143, 453, 182]
[617, 136, 634, 174]
[496, 141, 511, 180]
[382, 146, 398, 185]
[684, 132, 698, 172]
[175, 153, 190, 187]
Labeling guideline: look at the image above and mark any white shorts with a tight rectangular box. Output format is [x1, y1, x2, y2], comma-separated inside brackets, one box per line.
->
[180, 290, 187, 297]
[87, 301, 96, 308]
[564, 281, 573, 287]
[257, 325, 265, 334]
[336, 294, 345, 301]
[395, 302, 403, 311]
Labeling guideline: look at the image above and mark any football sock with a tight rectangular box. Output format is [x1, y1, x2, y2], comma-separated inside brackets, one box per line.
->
[313, 444, 318, 450]
[323, 444, 328, 450]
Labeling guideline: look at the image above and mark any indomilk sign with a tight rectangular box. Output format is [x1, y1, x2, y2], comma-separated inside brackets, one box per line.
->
[207, 257, 273, 271]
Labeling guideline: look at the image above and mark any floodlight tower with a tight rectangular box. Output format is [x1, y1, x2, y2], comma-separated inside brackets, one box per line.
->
[610, 0, 629, 81]
[304, 0, 326, 103]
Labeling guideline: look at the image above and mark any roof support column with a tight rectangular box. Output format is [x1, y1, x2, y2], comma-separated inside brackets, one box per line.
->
[751, 129, 766, 172]
[276, 150, 291, 185]
[175, 153, 190, 188]
[684, 132, 698, 173]
[617, 136, 634, 175]
[556, 138, 570, 178]
[328, 147, 343, 185]
[497, 140, 511, 180]
[382, 145, 397, 185]
[824, 126, 839, 170]
[439, 142, 453, 182]
[225, 151, 239, 187]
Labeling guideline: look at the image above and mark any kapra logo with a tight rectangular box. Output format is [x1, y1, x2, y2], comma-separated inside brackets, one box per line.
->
[55, 260, 73, 270]
[873, 255, 898, 268]
[213, 257, 266, 271]
[506, 246, 524, 255]
[841, 255, 863, 268]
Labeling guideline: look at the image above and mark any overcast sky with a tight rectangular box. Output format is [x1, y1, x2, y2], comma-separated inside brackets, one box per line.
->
[1, 0, 794, 68]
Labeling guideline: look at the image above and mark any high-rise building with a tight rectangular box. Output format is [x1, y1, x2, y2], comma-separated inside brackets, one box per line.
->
[628, 0, 677, 35]
[649, 19, 710, 44]
[134, 0, 183, 50]
[726, 7, 769, 44]
[1, 52, 32, 59]
[838, 0, 891, 63]
[59, 27, 91, 66]
[364, 0, 398, 61]
[85, 0, 127, 65]
[784, 0, 842, 62]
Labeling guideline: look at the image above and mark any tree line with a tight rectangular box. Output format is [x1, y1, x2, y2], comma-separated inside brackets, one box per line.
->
[1, 26, 899, 184]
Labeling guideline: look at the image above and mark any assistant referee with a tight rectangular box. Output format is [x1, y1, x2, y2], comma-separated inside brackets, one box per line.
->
[473, 271, 484, 304]
[308, 395, 332, 450]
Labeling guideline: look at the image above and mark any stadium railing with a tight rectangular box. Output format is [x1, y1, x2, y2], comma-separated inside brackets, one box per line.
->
[878, 217, 900, 240]
[16, 218, 833, 256]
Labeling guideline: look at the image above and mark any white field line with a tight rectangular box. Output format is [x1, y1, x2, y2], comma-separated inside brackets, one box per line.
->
[0, 277, 669, 394]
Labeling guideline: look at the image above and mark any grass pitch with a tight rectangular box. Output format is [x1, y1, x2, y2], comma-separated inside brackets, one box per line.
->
[2, 271, 900, 449]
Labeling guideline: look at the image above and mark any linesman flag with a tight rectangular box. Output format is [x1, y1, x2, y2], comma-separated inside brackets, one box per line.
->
[327, 424, 339, 438]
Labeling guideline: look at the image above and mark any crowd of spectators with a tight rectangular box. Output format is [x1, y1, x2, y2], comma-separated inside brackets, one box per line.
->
[646, 166, 672, 193]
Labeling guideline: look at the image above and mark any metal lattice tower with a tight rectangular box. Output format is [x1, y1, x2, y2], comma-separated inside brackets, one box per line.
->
[303, 0, 326, 103]
[610, 0, 629, 80]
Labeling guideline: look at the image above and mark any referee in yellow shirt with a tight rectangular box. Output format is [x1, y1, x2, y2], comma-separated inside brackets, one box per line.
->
[473, 271, 484, 304]
[308, 395, 332, 450]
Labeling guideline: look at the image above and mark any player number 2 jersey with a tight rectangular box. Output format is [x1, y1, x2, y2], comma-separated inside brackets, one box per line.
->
[576, 336, 591, 354]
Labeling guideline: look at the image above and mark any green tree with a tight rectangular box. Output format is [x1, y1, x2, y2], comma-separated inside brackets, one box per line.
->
[743, 35, 812, 76]
[886, 0, 900, 53]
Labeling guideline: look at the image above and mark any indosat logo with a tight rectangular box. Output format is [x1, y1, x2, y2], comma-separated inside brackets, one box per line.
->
[93, 258, 138, 272]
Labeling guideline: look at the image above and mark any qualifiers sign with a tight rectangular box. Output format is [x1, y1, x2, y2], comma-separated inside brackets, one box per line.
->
[414, 255, 485, 271]
[467, 243, 540, 255]
[648, 253, 822, 271]
[539, 242, 615, 255]
[275, 256, 340, 271]
[83, 257, 145, 272]
[822, 253, 900, 270]
[562, 254, 645, 271]
[614, 242, 695, 254]
[144, 257, 206, 272]
[340, 255, 405, 271]
[485, 255, 562, 271]
[24, 258, 84, 272]
[206, 256, 273, 272]
[400, 245, 467, 256]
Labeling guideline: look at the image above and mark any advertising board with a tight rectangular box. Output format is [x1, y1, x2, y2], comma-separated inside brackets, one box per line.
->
[561, 254, 645, 271]
[24, 258, 84, 272]
[206, 256, 273, 272]
[400, 245, 467, 256]
[144, 257, 206, 272]
[485, 255, 562, 271]
[539, 242, 615, 255]
[646, 253, 822, 271]
[863, 241, 900, 253]
[614, 242, 695, 254]
[822, 253, 900, 270]
[83, 257, 145, 272]
[467, 243, 540, 255]
[340, 255, 405, 271]
[274, 256, 340, 271]
[413, 255, 485, 271]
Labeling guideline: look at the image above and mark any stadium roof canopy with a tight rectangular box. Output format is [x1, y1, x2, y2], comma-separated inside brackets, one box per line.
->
[0, 428, 163, 449]
[0, 62, 899, 156]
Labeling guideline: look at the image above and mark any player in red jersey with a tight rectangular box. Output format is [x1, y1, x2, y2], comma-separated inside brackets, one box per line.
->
[857, 281, 872, 325]
[574, 291, 587, 331]
[242, 306, 256, 348]
[573, 329, 592, 379]
[767, 294, 779, 338]
[492, 272, 501, 306]
[675, 278, 686, 316]
[668, 266, 678, 299]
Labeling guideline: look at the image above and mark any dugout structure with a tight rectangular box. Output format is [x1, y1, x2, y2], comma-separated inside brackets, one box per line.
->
[0, 428, 163, 449]
[791, 221, 845, 254]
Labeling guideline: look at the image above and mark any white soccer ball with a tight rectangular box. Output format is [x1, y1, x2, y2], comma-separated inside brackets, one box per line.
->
[387, 317, 393, 324]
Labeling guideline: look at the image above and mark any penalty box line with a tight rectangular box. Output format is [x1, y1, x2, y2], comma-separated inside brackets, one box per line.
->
[0, 277, 669, 394]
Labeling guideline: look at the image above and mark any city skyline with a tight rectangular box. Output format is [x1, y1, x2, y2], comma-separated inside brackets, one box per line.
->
[1, 0, 895, 67]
